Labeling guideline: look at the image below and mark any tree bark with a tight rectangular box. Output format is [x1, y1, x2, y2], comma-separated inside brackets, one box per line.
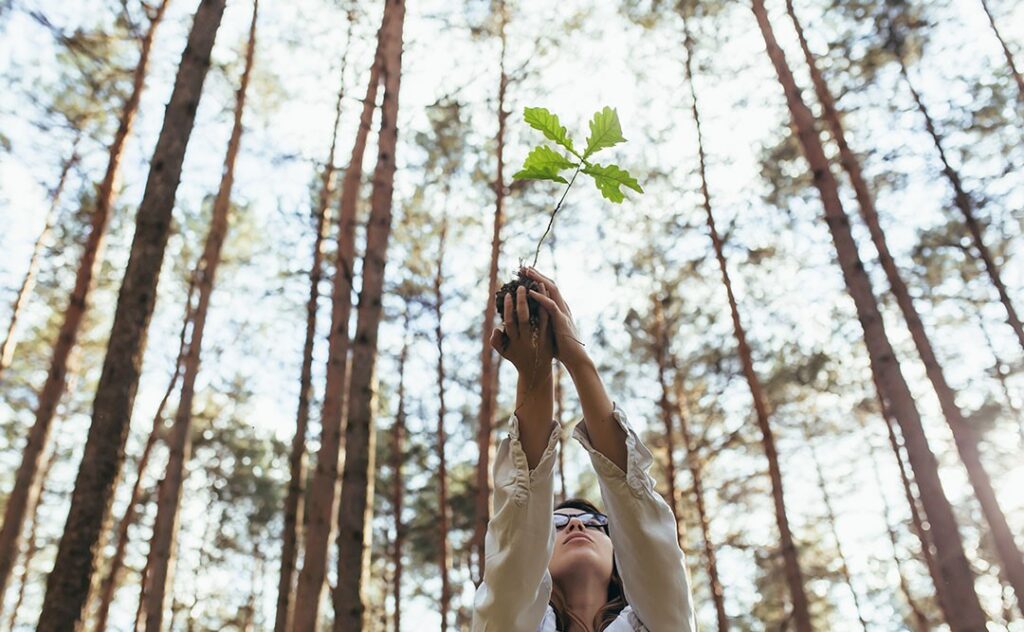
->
[92, 271, 197, 632]
[474, 0, 508, 584]
[291, 15, 385, 632]
[0, 0, 170, 607]
[273, 8, 355, 632]
[684, 9, 812, 630]
[652, 295, 681, 536]
[36, 1, 223, 627]
[750, 2, 988, 627]
[672, 372, 728, 632]
[898, 57, 1024, 353]
[978, 0, 1024, 102]
[433, 212, 452, 632]
[0, 140, 79, 380]
[391, 305, 411, 632]
[786, 1, 1024, 616]
[332, 1, 405, 627]
[141, 5, 257, 628]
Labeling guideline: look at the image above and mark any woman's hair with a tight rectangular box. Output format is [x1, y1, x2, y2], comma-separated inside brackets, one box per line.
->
[549, 498, 628, 631]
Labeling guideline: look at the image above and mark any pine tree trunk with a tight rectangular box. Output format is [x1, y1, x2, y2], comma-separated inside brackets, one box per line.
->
[332, 1, 405, 627]
[391, 306, 410, 632]
[898, 58, 1024, 353]
[92, 273, 197, 632]
[804, 424, 870, 631]
[273, 10, 355, 631]
[684, 10, 812, 629]
[555, 363, 567, 503]
[979, 0, 1024, 102]
[652, 295, 681, 535]
[0, 0, 170, 606]
[860, 415, 933, 632]
[672, 373, 728, 632]
[36, 1, 224, 626]
[750, 2, 988, 627]
[0, 140, 79, 379]
[434, 213, 452, 632]
[787, 2, 1024, 615]
[474, 0, 508, 584]
[291, 16, 385, 632]
[141, 6, 256, 628]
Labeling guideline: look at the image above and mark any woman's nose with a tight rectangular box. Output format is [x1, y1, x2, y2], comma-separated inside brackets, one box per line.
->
[565, 517, 586, 532]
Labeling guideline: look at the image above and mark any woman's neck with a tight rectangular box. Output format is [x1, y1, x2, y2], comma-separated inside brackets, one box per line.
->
[560, 574, 608, 632]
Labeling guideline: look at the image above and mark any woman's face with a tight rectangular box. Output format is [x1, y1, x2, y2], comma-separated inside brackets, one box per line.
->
[548, 509, 614, 585]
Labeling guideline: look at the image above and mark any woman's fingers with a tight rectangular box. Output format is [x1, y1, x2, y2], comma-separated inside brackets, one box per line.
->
[489, 327, 508, 355]
[537, 283, 550, 333]
[515, 285, 530, 332]
[503, 291, 517, 340]
[523, 266, 571, 316]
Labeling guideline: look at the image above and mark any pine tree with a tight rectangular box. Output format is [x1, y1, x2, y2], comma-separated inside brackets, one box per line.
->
[977, 0, 1024, 102]
[36, 1, 228, 626]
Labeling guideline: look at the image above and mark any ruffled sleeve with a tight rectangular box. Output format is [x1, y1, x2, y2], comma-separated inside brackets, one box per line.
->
[572, 404, 697, 632]
[471, 414, 561, 632]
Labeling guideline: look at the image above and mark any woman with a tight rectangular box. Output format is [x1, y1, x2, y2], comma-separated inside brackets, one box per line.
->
[472, 267, 697, 632]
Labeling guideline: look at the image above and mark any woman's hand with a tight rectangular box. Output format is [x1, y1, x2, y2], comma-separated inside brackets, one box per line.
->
[520, 267, 591, 373]
[489, 281, 555, 382]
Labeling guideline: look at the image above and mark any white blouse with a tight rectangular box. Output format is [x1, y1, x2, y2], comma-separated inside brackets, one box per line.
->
[471, 404, 698, 632]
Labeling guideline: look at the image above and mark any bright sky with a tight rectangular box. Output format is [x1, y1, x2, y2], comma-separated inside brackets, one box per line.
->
[1, 0, 1023, 629]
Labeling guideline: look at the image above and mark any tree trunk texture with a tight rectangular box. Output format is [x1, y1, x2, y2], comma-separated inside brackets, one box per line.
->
[787, 1, 1024, 615]
[652, 295, 681, 537]
[978, 0, 1024, 102]
[273, 8, 356, 632]
[92, 272, 198, 632]
[860, 415, 933, 632]
[291, 12, 385, 630]
[0, 0, 170, 606]
[898, 57, 1024, 353]
[474, 0, 509, 584]
[750, 3, 988, 627]
[673, 373, 729, 632]
[140, 5, 256, 628]
[434, 212, 452, 632]
[36, 1, 224, 627]
[391, 306, 411, 632]
[333, 1, 405, 627]
[687, 10, 812, 630]
[0, 140, 79, 380]
[804, 425, 870, 631]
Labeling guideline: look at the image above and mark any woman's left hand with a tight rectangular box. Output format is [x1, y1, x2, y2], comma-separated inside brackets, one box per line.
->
[489, 281, 555, 381]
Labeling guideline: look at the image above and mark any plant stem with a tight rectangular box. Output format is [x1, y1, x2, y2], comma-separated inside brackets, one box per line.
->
[531, 163, 582, 267]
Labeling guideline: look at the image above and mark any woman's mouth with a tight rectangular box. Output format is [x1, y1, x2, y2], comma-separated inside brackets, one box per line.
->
[564, 532, 592, 545]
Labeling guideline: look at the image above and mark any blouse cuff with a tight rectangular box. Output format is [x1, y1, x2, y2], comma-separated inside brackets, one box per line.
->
[572, 403, 655, 498]
[503, 413, 561, 507]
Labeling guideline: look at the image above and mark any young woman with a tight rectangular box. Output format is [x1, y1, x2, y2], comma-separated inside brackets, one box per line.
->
[472, 267, 696, 631]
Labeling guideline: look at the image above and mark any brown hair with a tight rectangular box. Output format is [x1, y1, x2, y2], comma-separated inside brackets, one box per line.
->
[549, 498, 628, 631]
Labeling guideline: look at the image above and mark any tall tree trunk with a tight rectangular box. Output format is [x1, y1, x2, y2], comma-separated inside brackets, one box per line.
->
[803, 424, 870, 631]
[684, 9, 812, 629]
[787, 2, 1024, 614]
[333, 1, 405, 627]
[433, 212, 452, 632]
[672, 372, 728, 632]
[0, 0, 170, 606]
[652, 295, 681, 535]
[142, 5, 257, 629]
[0, 140, 79, 380]
[554, 363, 568, 503]
[291, 16, 385, 632]
[860, 415, 933, 632]
[978, 0, 1024, 102]
[273, 8, 355, 631]
[92, 272, 197, 632]
[750, 3, 988, 627]
[36, 1, 224, 626]
[391, 305, 411, 632]
[897, 57, 1024, 353]
[474, 0, 509, 584]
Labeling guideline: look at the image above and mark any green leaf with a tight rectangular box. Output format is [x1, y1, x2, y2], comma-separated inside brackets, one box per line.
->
[512, 145, 576, 183]
[582, 163, 643, 203]
[523, 107, 577, 156]
[583, 107, 626, 158]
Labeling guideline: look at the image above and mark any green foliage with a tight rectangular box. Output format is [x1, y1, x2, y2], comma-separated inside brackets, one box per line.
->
[512, 145, 576, 183]
[583, 106, 626, 158]
[582, 163, 643, 203]
[523, 106, 578, 156]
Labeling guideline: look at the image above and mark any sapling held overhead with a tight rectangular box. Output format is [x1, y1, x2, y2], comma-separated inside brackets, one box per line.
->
[495, 105, 643, 331]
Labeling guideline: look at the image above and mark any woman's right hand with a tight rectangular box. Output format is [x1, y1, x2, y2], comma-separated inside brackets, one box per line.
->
[489, 282, 555, 381]
[520, 267, 591, 373]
